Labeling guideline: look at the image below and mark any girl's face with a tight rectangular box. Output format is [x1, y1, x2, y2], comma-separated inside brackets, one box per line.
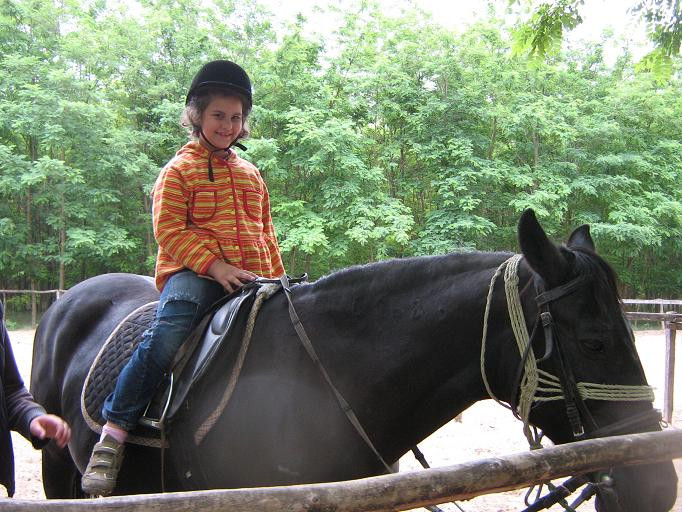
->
[199, 95, 244, 150]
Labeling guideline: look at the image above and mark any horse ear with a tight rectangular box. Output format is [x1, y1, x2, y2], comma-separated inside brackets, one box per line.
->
[518, 209, 572, 286]
[566, 224, 595, 251]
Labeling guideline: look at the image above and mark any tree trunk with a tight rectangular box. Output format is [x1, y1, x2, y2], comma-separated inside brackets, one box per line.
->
[30, 281, 36, 328]
[532, 129, 540, 168]
[289, 246, 297, 276]
[143, 191, 155, 261]
[59, 201, 65, 291]
[304, 252, 311, 277]
[487, 116, 497, 160]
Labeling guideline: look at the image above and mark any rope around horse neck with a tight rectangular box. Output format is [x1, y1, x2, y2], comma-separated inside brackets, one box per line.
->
[480, 255, 655, 448]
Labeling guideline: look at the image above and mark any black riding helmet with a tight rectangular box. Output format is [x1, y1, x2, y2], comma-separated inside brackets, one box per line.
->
[186, 60, 252, 181]
[185, 59, 252, 109]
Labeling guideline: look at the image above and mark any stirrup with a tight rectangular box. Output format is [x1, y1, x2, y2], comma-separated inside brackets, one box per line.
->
[139, 373, 174, 430]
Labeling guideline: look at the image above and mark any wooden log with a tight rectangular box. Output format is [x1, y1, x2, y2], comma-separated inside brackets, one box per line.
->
[0, 290, 66, 294]
[625, 311, 682, 323]
[2, 430, 682, 512]
[623, 299, 682, 306]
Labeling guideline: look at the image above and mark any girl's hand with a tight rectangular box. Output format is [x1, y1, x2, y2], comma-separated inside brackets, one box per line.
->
[206, 260, 257, 293]
[30, 414, 71, 449]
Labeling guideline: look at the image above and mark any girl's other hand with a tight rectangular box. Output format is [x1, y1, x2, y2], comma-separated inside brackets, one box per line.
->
[206, 260, 257, 293]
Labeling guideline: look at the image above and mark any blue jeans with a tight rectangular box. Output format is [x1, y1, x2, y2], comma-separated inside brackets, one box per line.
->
[102, 270, 225, 431]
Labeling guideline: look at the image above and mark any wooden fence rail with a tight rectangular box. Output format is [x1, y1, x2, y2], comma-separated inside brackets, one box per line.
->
[0, 289, 66, 328]
[2, 430, 681, 512]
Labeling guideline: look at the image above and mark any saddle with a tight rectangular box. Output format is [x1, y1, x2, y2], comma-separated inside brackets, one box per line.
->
[81, 284, 259, 447]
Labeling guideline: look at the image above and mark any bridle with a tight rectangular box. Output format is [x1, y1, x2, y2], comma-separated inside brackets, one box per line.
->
[533, 270, 661, 441]
[480, 254, 662, 509]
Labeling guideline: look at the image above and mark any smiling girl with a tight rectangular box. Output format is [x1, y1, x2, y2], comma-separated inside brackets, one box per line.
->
[81, 60, 284, 496]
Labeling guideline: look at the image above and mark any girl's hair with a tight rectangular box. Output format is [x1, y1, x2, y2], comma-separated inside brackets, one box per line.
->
[180, 86, 251, 140]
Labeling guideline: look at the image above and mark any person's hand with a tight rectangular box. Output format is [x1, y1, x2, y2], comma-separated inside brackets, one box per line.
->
[206, 260, 257, 293]
[30, 414, 71, 449]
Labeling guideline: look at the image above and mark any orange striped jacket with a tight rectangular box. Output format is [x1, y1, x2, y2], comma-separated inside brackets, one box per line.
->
[151, 141, 285, 291]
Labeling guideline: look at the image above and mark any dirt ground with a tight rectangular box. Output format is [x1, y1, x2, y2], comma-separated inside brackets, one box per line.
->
[4, 328, 682, 511]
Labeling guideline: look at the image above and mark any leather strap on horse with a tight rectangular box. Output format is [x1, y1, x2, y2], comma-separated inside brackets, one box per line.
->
[278, 275, 395, 474]
[279, 276, 447, 512]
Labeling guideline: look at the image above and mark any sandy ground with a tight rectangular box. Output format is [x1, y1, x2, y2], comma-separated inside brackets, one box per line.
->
[4, 328, 681, 511]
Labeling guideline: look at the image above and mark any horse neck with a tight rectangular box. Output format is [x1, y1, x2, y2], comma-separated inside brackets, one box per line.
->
[300, 251, 531, 460]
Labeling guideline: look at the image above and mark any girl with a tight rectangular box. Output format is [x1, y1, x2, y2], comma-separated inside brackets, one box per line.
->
[81, 60, 284, 496]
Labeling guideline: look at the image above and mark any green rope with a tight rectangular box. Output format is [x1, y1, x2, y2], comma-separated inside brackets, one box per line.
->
[480, 255, 655, 448]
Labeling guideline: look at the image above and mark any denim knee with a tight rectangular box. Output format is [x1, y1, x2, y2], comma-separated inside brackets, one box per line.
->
[139, 270, 223, 370]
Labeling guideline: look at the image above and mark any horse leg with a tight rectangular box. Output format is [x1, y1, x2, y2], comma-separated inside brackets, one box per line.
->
[41, 445, 86, 499]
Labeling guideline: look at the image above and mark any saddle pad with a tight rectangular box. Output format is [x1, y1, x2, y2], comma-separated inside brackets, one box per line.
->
[80, 301, 165, 447]
[80, 287, 261, 448]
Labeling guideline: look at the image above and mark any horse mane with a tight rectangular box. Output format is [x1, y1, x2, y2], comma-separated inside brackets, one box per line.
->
[305, 246, 622, 315]
[308, 250, 515, 292]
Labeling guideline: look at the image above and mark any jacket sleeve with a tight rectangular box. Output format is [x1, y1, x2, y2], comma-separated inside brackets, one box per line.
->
[1, 304, 48, 449]
[152, 165, 219, 275]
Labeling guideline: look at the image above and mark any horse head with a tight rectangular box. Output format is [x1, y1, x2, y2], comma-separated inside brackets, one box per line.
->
[516, 209, 677, 512]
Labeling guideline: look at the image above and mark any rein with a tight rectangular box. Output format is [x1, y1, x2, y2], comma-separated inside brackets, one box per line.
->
[278, 275, 448, 512]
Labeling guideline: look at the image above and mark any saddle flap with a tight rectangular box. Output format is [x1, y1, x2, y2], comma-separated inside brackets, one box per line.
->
[166, 286, 258, 421]
[81, 302, 164, 447]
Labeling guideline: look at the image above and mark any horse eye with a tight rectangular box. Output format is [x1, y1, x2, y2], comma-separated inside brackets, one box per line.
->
[580, 338, 605, 353]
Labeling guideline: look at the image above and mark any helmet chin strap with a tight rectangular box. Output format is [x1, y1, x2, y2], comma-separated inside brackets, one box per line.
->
[199, 128, 247, 182]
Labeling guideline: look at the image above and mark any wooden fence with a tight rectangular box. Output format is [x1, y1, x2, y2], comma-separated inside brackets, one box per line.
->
[2, 430, 681, 512]
[0, 288, 65, 328]
[624, 299, 682, 424]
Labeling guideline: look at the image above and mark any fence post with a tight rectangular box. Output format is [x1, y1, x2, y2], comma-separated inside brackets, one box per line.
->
[31, 282, 37, 328]
[664, 313, 677, 424]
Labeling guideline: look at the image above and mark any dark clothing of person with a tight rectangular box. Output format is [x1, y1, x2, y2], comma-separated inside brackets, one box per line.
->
[0, 302, 47, 497]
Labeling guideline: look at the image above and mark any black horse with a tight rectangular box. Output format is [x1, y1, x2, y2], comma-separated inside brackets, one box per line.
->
[31, 210, 677, 511]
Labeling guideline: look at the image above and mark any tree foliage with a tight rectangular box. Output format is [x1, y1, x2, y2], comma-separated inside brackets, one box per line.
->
[0, 0, 680, 304]
[513, 0, 682, 81]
